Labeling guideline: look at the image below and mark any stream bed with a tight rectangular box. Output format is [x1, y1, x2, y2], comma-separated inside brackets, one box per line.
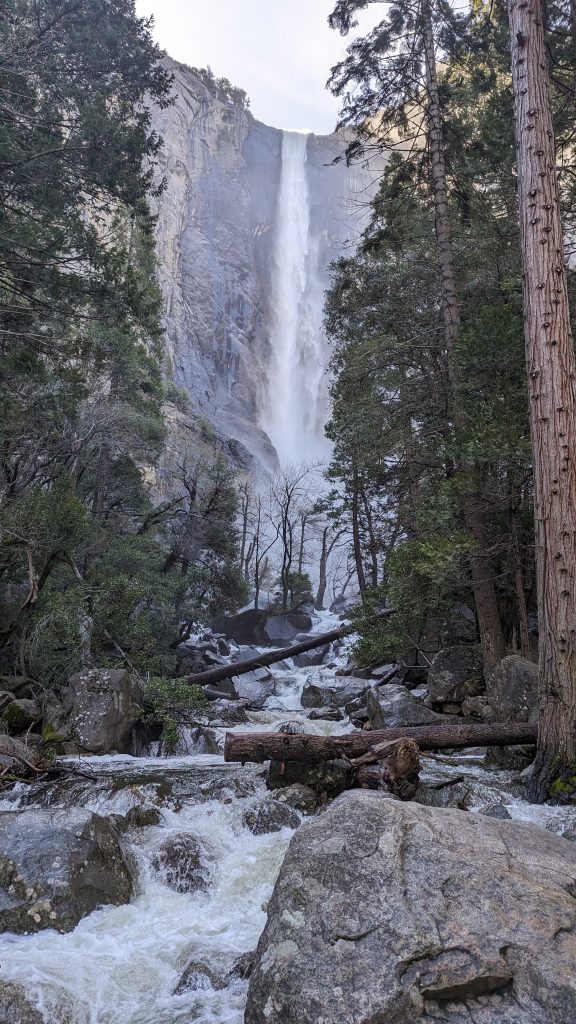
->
[0, 616, 574, 1024]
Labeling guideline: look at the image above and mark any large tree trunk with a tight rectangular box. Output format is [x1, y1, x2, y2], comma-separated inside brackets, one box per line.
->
[224, 721, 538, 764]
[507, 0, 576, 800]
[422, 3, 506, 673]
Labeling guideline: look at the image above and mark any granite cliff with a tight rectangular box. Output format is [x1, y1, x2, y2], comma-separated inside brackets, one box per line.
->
[150, 59, 385, 477]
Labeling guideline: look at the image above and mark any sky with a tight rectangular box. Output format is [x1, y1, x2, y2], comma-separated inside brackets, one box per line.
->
[134, 0, 373, 134]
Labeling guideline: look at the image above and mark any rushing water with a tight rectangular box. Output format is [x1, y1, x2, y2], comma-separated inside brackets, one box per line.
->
[261, 131, 331, 465]
[0, 615, 575, 1023]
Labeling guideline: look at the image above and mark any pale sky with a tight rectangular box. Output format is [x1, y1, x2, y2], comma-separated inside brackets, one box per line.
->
[134, 0, 374, 134]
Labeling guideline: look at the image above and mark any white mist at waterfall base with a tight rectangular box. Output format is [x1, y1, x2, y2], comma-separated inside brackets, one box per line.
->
[261, 131, 332, 466]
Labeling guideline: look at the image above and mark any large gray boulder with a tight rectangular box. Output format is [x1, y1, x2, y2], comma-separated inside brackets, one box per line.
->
[246, 792, 576, 1024]
[264, 613, 314, 644]
[64, 668, 144, 753]
[427, 645, 484, 704]
[301, 675, 369, 709]
[366, 684, 452, 729]
[487, 655, 538, 722]
[0, 808, 133, 934]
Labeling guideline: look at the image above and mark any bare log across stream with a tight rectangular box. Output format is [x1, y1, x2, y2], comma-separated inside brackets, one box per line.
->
[224, 721, 538, 764]
[187, 610, 395, 688]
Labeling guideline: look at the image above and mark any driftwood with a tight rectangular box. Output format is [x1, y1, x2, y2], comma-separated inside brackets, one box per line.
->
[224, 721, 538, 764]
[187, 609, 395, 688]
[351, 737, 421, 801]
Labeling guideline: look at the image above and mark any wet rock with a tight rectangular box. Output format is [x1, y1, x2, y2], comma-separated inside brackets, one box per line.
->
[371, 663, 397, 681]
[230, 950, 255, 979]
[106, 804, 162, 834]
[174, 960, 227, 993]
[206, 700, 249, 725]
[307, 706, 345, 722]
[151, 832, 209, 893]
[486, 656, 538, 723]
[0, 982, 44, 1024]
[485, 744, 536, 771]
[243, 799, 300, 835]
[171, 726, 222, 756]
[482, 803, 512, 820]
[275, 783, 317, 813]
[293, 644, 330, 668]
[0, 697, 41, 734]
[415, 778, 473, 811]
[264, 612, 315, 644]
[301, 676, 369, 709]
[427, 645, 484, 704]
[0, 807, 133, 934]
[267, 758, 353, 798]
[366, 685, 453, 730]
[246, 792, 576, 1024]
[64, 668, 144, 754]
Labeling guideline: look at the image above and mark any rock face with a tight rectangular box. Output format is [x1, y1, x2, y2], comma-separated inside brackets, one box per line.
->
[486, 656, 539, 722]
[150, 59, 385, 474]
[64, 667, 144, 753]
[0, 808, 133, 934]
[246, 792, 576, 1024]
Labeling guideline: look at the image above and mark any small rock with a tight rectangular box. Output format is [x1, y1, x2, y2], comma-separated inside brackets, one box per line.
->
[243, 799, 300, 835]
[151, 833, 209, 893]
[482, 803, 512, 820]
[174, 960, 227, 994]
[229, 950, 255, 979]
[275, 784, 317, 813]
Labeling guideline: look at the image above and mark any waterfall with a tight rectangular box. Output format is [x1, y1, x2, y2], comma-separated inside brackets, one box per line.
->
[261, 131, 331, 466]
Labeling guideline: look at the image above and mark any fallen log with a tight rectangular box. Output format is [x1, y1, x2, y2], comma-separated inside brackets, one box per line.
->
[187, 609, 395, 688]
[224, 721, 538, 764]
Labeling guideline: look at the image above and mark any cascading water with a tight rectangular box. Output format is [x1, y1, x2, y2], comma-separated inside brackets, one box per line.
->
[261, 131, 331, 465]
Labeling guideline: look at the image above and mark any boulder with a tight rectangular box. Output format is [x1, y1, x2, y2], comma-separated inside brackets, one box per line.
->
[212, 609, 268, 646]
[64, 668, 144, 753]
[371, 663, 397, 681]
[1, 697, 41, 734]
[274, 783, 317, 813]
[301, 676, 370, 710]
[0, 807, 133, 934]
[0, 982, 44, 1024]
[366, 684, 453, 730]
[246, 792, 576, 1024]
[0, 734, 42, 771]
[307, 707, 345, 722]
[151, 832, 209, 893]
[174, 960, 227, 993]
[293, 644, 330, 668]
[264, 613, 314, 644]
[487, 656, 538, 722]
[243, 799, 300, 835]
[427, 645, 484, 704]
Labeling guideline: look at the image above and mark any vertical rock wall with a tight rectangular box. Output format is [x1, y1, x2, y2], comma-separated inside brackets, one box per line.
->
[151, 58, 384, 475]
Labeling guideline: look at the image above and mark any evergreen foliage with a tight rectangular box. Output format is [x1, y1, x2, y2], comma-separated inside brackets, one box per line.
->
[325, 0, 576, 667]
[0, 1, 248, 691]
